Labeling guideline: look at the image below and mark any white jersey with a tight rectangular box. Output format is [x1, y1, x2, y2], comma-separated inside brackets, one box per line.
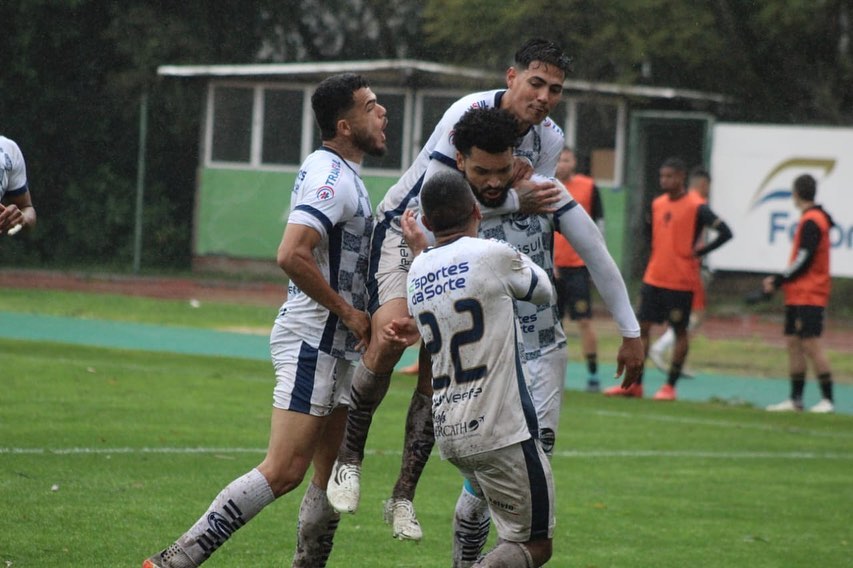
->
[376, 89, 564, 227]
[275, 147, 373, 360]
[479, 181, 572, 361]
[406, 236, 553, 459]
[0, 136, 28, 201]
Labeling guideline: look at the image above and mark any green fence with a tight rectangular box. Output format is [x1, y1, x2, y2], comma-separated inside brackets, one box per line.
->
[194, 167, 626, 270]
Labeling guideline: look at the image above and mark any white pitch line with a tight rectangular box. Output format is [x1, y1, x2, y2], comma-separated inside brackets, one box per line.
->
[591, 409, 853, 439]
[2, 447, 852, 460]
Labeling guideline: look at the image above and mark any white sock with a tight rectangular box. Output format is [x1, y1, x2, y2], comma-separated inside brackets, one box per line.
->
[652, 327, 675, 354]
[176, 468, 275, 565]
[453, 485, 491, 568]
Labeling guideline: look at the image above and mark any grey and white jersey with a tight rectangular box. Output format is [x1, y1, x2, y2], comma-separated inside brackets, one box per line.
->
[275, 147, 373, 360]
[0, 136, 28, 201]
[375, 89, 564, 228]
[406, 236, 553, 459]
[480, 196, 570, 361]
[480, 174, 641, 351]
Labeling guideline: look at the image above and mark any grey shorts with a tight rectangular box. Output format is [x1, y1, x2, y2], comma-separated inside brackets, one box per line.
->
[451, 438, 556, 543]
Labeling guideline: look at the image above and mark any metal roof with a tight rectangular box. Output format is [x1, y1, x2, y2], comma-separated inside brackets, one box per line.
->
[157, 59, 733, 104]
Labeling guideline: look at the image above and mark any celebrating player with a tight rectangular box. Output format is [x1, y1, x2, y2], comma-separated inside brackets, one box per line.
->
[142, 73, 387, 568]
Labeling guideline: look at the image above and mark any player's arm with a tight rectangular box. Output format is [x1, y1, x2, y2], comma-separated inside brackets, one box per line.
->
[554, 200, 643, 382]
[764, 220, 821, 293]
[694, 204, 732, 257]
[501, 246, 554, 306]
[277, 223, 370, 350]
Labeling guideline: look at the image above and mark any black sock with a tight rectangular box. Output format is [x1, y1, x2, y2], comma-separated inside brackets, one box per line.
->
[667, 362, 683, 387]
[817, 372, 833, 402]
[586, 353, 598, 376]
[791, 372, 806, 405]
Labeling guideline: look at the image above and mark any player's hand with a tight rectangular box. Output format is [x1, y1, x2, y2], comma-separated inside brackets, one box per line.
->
[401, 209, 429, 256]
[510, 156, 534, 185]
[342, 307, 371, 352]
[381, 316, 421, 348]
[0, 204, 24, 235]
[515, 179, 562, 214]
[614, 336, 644, 387]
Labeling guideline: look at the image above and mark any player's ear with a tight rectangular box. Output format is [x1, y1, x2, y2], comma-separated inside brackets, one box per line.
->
[505, 66, 517, 89]
[456, 152, 465, 172]
[472, 202, 482, 221]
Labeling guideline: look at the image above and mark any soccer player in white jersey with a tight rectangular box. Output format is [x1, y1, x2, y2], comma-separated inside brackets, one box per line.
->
[387, 169, 558, 566]
[142, 73, 387, 568]
[0, 135, 37, 235]
[327, 38, 572, 537]
[402, 107, 642, 566]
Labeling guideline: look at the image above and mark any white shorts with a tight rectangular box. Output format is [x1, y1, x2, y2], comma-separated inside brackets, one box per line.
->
[371, 223, 411, 306]
[451, 439, 556, 542]
[525, 347, 567, 454]
[270, 324, 355, 416]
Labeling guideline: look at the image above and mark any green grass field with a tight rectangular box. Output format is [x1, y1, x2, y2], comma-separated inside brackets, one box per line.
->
[1, 291, 852, 567]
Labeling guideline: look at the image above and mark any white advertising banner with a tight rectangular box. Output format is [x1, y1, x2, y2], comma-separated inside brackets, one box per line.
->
[709, 124, 853, 278]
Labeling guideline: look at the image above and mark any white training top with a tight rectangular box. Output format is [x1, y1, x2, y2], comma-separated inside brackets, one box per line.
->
[375, 89, 564, 227]
[0, 136, 28, 201]
[407, 236, 553, 459]
[275, 147, 373, 360]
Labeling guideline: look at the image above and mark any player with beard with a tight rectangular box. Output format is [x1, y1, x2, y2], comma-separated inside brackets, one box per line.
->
[399, 107, 642, 566]
[143, 73, 387, 568]
[327, 39, 573, 541]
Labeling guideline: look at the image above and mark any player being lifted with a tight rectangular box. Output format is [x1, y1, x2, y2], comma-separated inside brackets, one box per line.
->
[327, 39, 572, 538]
[386, 169, 558, 566]
[400, 107, 642, 566]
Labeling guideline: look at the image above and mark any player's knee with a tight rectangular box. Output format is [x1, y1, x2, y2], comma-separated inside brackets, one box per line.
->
[526, 538, 552, 566]
[258, 458, 310, 497]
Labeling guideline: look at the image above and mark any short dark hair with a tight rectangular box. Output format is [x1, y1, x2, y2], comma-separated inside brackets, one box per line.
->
[421, 171, 476, 234]
[453, 107, 519, 156]
[661, 157, 688, 174]
[311, 73, 370, 140]
[689, 167, 710, 182]
[793, 174, 817, 201]
[515, 38, 572, 76]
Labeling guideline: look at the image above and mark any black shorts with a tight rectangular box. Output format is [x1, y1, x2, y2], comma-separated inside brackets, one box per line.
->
[784, 305, 825, 338]
[637, 283, 693, 331]
[555, 266, 592, 320]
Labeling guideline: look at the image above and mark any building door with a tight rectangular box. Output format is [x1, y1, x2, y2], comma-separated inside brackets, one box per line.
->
[623, 111, 715, 279]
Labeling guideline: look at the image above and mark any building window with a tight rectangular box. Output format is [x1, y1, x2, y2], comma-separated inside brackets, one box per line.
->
[262, 89, 304, 165]
[211, 86, 253, 163]
[576, 101, 618, 182]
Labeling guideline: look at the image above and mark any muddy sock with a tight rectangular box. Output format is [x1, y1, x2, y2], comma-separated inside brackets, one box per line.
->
[339, 362, 391, 464]
[391, 391, 434, 501]
[474, 541, 534, 567]
[292, 482, 340, 567]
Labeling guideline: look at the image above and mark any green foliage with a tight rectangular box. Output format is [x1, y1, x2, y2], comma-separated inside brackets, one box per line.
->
[1, 0, 851, 273]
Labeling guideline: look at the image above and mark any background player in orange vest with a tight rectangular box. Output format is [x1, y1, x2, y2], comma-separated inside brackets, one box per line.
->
[552, 147, 605, 392]
[649, 167, 714, 375]
[763, 174, 836, 413]
[605, 157, 731, 400]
